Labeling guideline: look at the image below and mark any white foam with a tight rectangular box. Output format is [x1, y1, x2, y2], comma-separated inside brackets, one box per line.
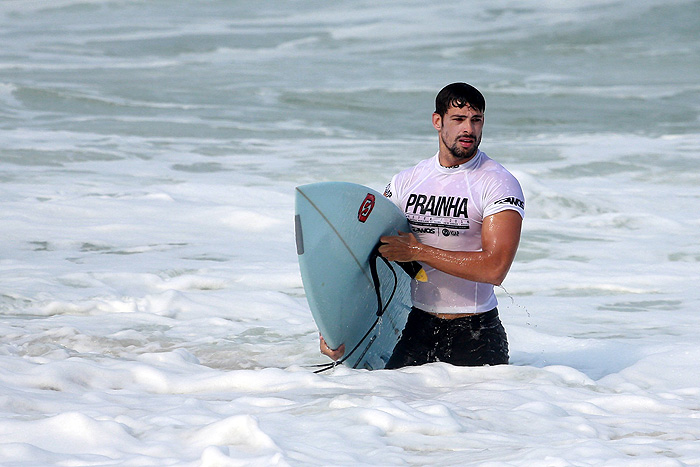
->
[1, 0, 699, 464]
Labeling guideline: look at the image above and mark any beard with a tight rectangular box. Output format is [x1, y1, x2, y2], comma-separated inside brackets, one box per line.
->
[443, 133, 480, 161]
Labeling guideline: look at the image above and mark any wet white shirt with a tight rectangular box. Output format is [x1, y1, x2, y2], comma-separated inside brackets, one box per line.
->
[385, 151, 525, 314]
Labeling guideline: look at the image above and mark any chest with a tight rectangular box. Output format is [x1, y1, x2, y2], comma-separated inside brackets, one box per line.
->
[398, 175, 484, 250]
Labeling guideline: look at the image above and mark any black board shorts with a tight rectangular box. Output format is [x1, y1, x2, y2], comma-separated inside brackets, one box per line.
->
[385, 307, 508, 369]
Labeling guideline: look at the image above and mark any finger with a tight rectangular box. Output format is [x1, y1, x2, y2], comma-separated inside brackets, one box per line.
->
[333, 344, 346, 360]
[320, 335, 333, 351]
[320, 335, 345, 360]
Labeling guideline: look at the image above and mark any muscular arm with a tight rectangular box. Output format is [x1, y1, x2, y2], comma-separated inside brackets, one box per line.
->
[378, 210, 522, 286]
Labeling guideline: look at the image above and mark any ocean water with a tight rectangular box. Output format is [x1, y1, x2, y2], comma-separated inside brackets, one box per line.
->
[1, 0, 699, 465]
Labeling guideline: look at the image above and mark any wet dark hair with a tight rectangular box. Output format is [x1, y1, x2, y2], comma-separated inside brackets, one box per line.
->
[434, 82, 485, 116]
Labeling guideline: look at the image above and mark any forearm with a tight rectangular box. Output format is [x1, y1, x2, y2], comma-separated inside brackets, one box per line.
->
[379, 211, 522, 286]
[413, 244, 512, 286]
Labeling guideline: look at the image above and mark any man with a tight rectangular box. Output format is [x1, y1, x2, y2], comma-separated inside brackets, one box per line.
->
[320, 82, 524, 368]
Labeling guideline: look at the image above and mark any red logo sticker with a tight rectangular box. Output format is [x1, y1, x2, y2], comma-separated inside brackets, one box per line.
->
[358, 193, 375, 223]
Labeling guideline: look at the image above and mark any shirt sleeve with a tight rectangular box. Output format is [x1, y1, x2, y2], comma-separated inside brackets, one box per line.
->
[383, 175, 402, 210]
[482, 171, 525, 219]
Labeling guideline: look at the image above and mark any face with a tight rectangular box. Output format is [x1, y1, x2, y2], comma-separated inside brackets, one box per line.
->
[433, 104, 484, 164]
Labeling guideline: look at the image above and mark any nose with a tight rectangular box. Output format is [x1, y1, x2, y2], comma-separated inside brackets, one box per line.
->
[461, 120, 474, 135]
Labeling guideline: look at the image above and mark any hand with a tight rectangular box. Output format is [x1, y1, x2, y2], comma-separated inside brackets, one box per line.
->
[319, 335, 345, 361]
[378, 231, 422, 262]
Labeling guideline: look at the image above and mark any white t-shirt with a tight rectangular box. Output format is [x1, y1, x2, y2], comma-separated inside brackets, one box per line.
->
[385, 150, 525, 314]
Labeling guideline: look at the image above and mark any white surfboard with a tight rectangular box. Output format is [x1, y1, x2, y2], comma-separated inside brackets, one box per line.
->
[295, 182, 421, 370]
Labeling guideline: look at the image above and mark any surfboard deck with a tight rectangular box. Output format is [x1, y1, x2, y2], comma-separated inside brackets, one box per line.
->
[295, 182, 413, 370]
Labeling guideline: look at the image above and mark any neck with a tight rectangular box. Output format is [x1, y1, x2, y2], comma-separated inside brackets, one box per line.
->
[438, 150, 477, 168]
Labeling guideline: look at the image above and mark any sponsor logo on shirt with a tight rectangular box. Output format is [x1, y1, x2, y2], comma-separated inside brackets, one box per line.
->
[412, 226, 435, 234]
[383, 184, 393, 198]
[405, 194, 468, 218]
[405, 193, 470, 234]
[494, 196, 524, 209]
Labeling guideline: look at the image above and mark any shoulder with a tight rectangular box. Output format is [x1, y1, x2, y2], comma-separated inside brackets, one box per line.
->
[395, 155, 435, 180]
[476, 153, 525, 216]
[390, 155, 435, 189]
[478, 152, 514, 174]
[476, 153, 521, 186]
[386, 155, 435, 203]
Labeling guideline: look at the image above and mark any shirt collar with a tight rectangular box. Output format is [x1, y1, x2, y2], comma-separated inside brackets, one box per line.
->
[434, 150, 483, 174]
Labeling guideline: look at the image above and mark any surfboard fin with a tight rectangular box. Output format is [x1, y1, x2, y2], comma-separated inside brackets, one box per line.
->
[396, 261, 428, 282]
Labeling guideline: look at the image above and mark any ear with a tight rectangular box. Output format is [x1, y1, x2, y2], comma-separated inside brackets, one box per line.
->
[432, 113, 442, 131]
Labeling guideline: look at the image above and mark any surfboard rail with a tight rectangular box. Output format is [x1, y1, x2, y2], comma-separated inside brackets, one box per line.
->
[295, 182, 415, 370]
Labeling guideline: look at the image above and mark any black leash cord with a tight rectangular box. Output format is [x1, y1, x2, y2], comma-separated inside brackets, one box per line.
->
[314, 248, 398, 373]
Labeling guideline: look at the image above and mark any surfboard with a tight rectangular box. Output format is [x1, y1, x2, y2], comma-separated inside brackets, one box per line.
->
[295, 182, 420, 370]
